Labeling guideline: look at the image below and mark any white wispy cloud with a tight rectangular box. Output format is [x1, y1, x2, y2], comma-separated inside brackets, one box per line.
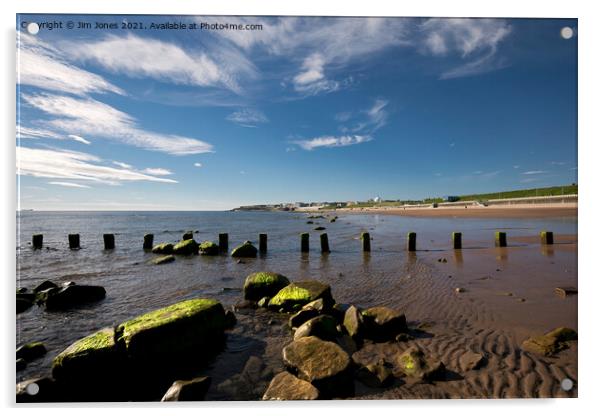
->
[18, 125, 90, 145]
[113, 161, 133, 169]
[22, 93, 214, 155]
[226, 108, 268, 127]
[142, 168, 172, 176]
[67, 134, 91, 145]
[194, 162, 203, 168]
[522, 170, 547, 175]
[48, 181, 91, 189]
[340, 99, 389, 134]
[294, 135, 373, 151]
[61, 34, 256, 93]
[17, 146, 177, 185]
[17, 32, 124, 96]
[292, 53, 340, 95]
[420, 18, 512, 79]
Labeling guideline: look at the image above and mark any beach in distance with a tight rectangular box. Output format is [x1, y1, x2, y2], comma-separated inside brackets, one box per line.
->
[16, 208, 577, 400]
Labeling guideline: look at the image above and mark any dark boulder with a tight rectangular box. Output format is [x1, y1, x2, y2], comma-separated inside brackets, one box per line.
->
[33, 280, 58, 293]
[343, 305, 365, 340]
[199, 241, 220, 256]
[173, 239, 199, 255]
[16, 342, 47, 361]
[522, 327, 577, 356]
[231, 241, 258, 258]
[361, 306, 407, 341]
[356, 362, 394, 388]
[396, 347, 446, 381]
[44, 284, 106, 310]
[294, 315, 339, 341]
[152, 243, 174, 254]
[269, 280, 334, 312]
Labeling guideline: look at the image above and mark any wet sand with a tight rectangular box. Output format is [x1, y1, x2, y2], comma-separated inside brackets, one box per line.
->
[333, 204, 577, 219]
[202, 233, 577, 400]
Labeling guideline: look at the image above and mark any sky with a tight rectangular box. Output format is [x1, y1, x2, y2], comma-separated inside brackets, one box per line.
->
[16, 15, 578, 210]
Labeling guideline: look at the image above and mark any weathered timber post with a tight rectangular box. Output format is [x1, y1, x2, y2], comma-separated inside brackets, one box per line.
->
[540, 231, 554, 245]
[259, 233, 267, 254]
[68, 234, 80, 250]
[219, 233, 229, 252]
[320, 233, 330, 253]
[143, 233, 154, 250]
[407, 232, 416, 252]
[300, 233, 310, 253]
[495, 231, 507, 247]
[32, 234, 43, 249]
[452, 232, 462, 249]
[103, 234, 115, 250]
[361, 232, 371, 252]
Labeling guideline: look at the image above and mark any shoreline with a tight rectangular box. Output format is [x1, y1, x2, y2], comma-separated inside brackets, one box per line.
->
[304, 203, 578, 219]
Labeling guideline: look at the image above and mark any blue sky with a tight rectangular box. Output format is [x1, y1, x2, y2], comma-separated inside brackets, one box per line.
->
[16, 16, 577, 210]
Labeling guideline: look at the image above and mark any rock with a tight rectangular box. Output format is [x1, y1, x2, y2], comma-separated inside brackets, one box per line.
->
[361, 306, 407, 341]
[331, 303, 352, 322]
[314, 226, 326, 231]
[16, 293, 35, 313]
[294, 315, 339, 341]
[290, 308, 319, 329]
[243, 272, 290, 301]
[262, 371, 319, 400]
[343, 305, 364, 339]
[257, 297, 270, 308]
[335, 334, 358, 355]
[459, 351, 485, 372]
[33, 280, 58, 293]
[329, 218, 336, 223]
[161, 376, 211, 401]
[306, 221, 314, 224]
[182, 231, 194, 240]
[152, 254, 175, 265]
[173, 239, 199, 255]
[395, 333, 414, 342]
[521, 327, 578, 356]
[555, 286, 578, 298]
[234, 299, 258, 311]
[44, 284, 106, 310]
[16, 377, 59, 403]
[52, 327, 121, 382]
[152, 243, 174, 254]
[225, 310, 237, 328]
[396, 347, 446, 381]
[16, 342, 47, 361]
[455, 287, 465, 293]
[115, 298, 227, 364]
[356, 363, 394, 388]
[231, 241, 258, 258]
[17, 358, 26, 371]
[269, 280, 334, 312]
[199, 241, 220, 256]
[282, 336, 353, 398]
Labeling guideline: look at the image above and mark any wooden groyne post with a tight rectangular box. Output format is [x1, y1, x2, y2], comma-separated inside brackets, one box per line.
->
[495, 231, 507, 247]
[219, 233, 229, 252]
[361, 232, 371, 252]
[407, 232, 416, 252]
[32, 234, 43, 249]
[540, 231, 554, 245]
[452, 232, 462, 249]
[320, 233, 330, 253]
[68, 234, 80, 250]
[300, 233, 310, 253]
[103, 234, 115, 250]
[143, 234, 154, 250]
[259, 233, 267, 254]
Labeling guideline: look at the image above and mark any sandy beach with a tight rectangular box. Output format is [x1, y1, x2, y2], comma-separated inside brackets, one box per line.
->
[324, 203, 577, 219]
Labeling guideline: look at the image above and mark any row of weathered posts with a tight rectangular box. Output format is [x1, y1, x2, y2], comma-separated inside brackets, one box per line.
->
[29, 230, 556, 252]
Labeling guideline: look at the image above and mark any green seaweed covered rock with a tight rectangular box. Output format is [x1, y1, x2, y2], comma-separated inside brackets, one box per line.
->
[115, 298, 227, 364]
[199, 241, 220, 256]
[173, 239, 199, 255]
[152, 243, 174, 254]
[269, 280, 334, 312]
[152, 255, 175, 265]
[396, 347, 446, 381]
[52, 328, 121, 382]
[243, 272, 290, 301]
[231, 241, 258, 258]
[294, 315, 339, 341]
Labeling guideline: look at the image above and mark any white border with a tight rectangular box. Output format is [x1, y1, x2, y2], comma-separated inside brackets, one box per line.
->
[3, 0, 601, 414]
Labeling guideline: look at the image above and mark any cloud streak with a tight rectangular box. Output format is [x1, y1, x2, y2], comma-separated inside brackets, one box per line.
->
[226, 108, 268, 127]
[22, 93, 214, 155]
[17, 146, 178, 185]
[294, 135, 373, 151]
[17, 32, 124, 96]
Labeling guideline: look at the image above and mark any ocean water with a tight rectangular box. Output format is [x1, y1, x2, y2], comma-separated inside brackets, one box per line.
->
[16, 210, 577, 386]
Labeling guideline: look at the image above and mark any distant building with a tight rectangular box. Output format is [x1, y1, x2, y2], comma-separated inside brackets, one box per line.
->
[373, 196, 382, 203]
